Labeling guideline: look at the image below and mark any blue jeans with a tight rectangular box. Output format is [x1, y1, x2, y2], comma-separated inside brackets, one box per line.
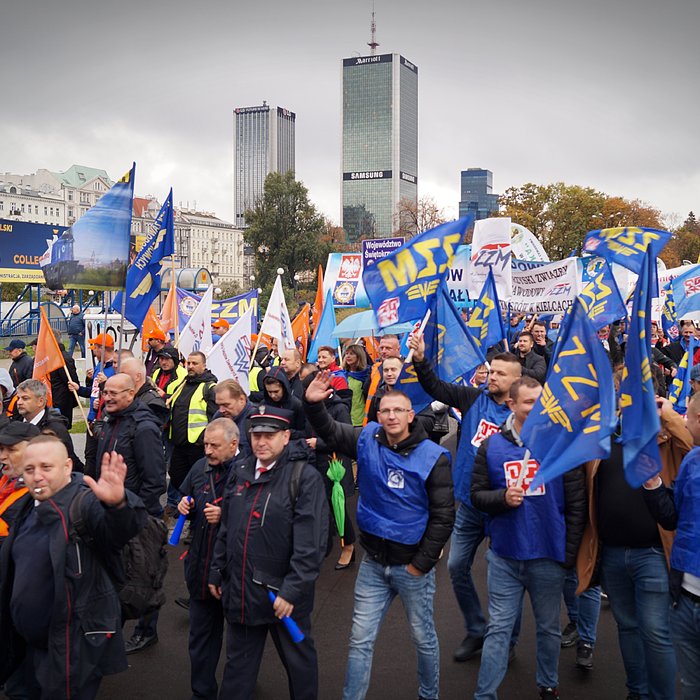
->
[475, 551, 565, 699]
[670, 593, 700, 698]
[343, 558, 439, 700]
[600, 546, 676, 699]
[448, 502, 487, 638]
[68, 333, 85, 358]
[563, 570, 602, 645]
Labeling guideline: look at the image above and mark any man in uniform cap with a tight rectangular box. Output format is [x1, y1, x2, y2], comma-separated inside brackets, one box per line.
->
[209, 405, 328, 700]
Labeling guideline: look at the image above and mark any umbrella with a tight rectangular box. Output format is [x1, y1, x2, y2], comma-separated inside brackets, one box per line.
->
[326, 454, 347, 545]
[331, 310, 415, 338]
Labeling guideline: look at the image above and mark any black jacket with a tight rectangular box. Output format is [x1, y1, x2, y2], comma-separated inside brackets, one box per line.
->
[518, 350, 547, 384]
[212, 401, 256, 460]
[642, 484, 685, 602]
[50, 347, 79, 426]
[304, 399, 455, 573]
[260, 367, 308, 440]
[95, 399, 166, 516]
[179, 456, 238, 600]
[209, 447, 328, 625]
[135, 380, 169, 429]
[532, 338, 554, 366]
[35, 410, 84, 473]
[471, 422, 587, 568]
[9, 353, 33, 388]
[169, 370, 218, 446]
[0, 475, 146, 698]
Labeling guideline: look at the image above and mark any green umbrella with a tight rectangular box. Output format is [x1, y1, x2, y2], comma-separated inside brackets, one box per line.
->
[326, 454, 347, 546]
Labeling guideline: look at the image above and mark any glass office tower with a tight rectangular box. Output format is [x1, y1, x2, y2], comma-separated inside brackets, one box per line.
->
[458, 168, 499, 221]
[233, 103, 295, 228]
[341, 53, 418, 242]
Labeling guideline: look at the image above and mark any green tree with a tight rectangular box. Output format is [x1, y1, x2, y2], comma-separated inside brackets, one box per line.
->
[243, 171, 330, 290]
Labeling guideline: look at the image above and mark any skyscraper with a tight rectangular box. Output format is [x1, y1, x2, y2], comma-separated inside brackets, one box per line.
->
[341, 53, 418, 242]
[458, 168, 499, 221]
[233, 103, 295, 228]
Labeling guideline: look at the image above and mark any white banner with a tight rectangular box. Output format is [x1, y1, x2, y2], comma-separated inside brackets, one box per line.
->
[467, 217, 512, 302]
[505, 258, 579, 314]
[206, 306, 253, 393]
[510, 223, 549, 262]
[177, 285, 214, 358]
[259, 275, 296, 351]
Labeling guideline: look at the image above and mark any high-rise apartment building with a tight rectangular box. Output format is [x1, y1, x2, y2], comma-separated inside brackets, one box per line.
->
[233, 103, 296, 228]
[341, 53, 418, 242]
[458, 168, 499, 221]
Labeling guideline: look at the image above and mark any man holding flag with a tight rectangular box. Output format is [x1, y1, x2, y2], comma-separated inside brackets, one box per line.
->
[471, 376, 586, 699]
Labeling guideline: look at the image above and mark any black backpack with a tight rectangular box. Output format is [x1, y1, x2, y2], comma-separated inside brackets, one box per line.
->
[69, 490, 169, 620]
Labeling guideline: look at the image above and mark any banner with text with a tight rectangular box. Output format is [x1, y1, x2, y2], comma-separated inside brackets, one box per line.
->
[505, 258, 579, 314]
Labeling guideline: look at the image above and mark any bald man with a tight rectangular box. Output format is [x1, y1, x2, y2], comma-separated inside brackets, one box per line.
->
[0, 435, 146, 699]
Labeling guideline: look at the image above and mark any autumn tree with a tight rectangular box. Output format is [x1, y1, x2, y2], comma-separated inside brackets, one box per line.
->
[663, 211, 700, 268]
[243, 171, 331, 290]
[499, 183, 665, 260]
[393, 195, 447, 239]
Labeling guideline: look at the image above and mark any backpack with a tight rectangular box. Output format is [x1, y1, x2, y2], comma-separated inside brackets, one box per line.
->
[69, 490, 170, 620]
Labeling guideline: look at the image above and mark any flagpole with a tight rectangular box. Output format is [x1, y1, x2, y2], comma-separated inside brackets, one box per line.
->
[404, 309, 431, 364]
[118, 287, 127, 372]
[63, 366, 92, 436]
[515, 449, 531, 490]
[171, 257, 179, 344]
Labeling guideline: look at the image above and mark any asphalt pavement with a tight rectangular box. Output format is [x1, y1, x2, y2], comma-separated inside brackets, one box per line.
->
[1, 394, 636, 699]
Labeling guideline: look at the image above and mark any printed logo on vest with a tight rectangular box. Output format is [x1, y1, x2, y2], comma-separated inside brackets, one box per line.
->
[387, 468, 405, 489]
[471, 419, 500, 447]
[503, 459, 545, 496]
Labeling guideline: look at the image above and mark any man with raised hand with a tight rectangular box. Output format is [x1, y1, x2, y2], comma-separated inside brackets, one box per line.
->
[408, 331, 522, 663]
[304, 370, 454, 700]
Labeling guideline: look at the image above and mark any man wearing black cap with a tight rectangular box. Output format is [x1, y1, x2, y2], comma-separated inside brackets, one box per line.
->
[0, 423, 40, 540]
[151, 347, 186, 397]
[209, 405, 328, 700]
[5, 341, 33, 389]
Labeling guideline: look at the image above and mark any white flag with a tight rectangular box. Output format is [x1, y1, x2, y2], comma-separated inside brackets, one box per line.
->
[259, 276, 295, 351]
[468, 217, 513, 302]
[206, 306, 253, 393]
[177, 285, 214, 358]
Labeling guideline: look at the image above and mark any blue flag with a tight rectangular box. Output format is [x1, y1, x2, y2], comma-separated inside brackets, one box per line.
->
[397, 283, 485, 413]
[619, 250, 662, 487]
[661, 281, 680, 342]
[308, 291, 336, 363]
[467, 268, 506, 351]
[363, 215, 474, 329]
[671, 263, 700, 320]
[668, 337, 699, 415]
[113, 190, 175, 328]
[41, 164, 135, 291]
[175, 288, 258, 334]
[582, 226, 672, 276]
[578, 257, 627, 330]
[523, 297, 617, 489]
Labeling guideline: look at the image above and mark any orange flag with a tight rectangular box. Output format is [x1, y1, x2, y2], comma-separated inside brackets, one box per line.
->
[291, 303, 311, 361]
[311, 265, 324, 338]
[141, 306, 166, 352]
[33, 307, 66, 406]
[160, 278, 179, 337]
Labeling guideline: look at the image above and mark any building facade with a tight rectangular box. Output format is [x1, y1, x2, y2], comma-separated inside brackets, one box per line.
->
[233, 103, 296, 228]
[458, 168, 499, 221]
[1, 165, 246, 288]
[341, 53, 418, 242]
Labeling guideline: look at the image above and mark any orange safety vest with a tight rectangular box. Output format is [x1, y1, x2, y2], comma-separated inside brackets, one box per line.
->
[0, 486, 29, 537]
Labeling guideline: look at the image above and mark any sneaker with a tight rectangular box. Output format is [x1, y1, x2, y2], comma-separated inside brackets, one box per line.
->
[576, 641, 593, 670]
[560, 621, 579, 648]
[538, 688, 559, 699]
[453, 635, 483, 662]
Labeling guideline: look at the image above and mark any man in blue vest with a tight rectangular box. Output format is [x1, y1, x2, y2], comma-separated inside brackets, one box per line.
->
[471, 376, 586, 699]
[304, 370, 455, 700]
[643, 389, 700, 697]
[408, 332, 522, 662]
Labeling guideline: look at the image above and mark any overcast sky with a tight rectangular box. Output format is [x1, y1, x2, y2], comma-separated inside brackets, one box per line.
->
[2, 0, 698, 229]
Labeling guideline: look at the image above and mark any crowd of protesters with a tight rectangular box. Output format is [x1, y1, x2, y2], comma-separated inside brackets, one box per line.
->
[0, 307, 698, 700]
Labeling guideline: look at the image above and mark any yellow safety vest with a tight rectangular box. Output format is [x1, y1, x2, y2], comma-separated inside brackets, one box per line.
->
[153, 365, 187, 392]
[169, 380, 214, 443]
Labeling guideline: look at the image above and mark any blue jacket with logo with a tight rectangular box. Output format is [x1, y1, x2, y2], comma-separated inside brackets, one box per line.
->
[471, 422, 586, 566]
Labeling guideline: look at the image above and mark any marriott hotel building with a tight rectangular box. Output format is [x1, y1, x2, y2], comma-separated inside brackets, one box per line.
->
[341, 53, 418, 243]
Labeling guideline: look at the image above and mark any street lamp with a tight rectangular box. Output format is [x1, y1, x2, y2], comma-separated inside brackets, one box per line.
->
[276, 267, 285, 276]
[249, 274, 255, 290]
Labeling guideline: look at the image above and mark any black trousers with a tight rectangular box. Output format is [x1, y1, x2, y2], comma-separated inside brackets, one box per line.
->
[189, 597, 225, 700]
[219, 617, 318, 700]
[170, 443, 205, 491]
